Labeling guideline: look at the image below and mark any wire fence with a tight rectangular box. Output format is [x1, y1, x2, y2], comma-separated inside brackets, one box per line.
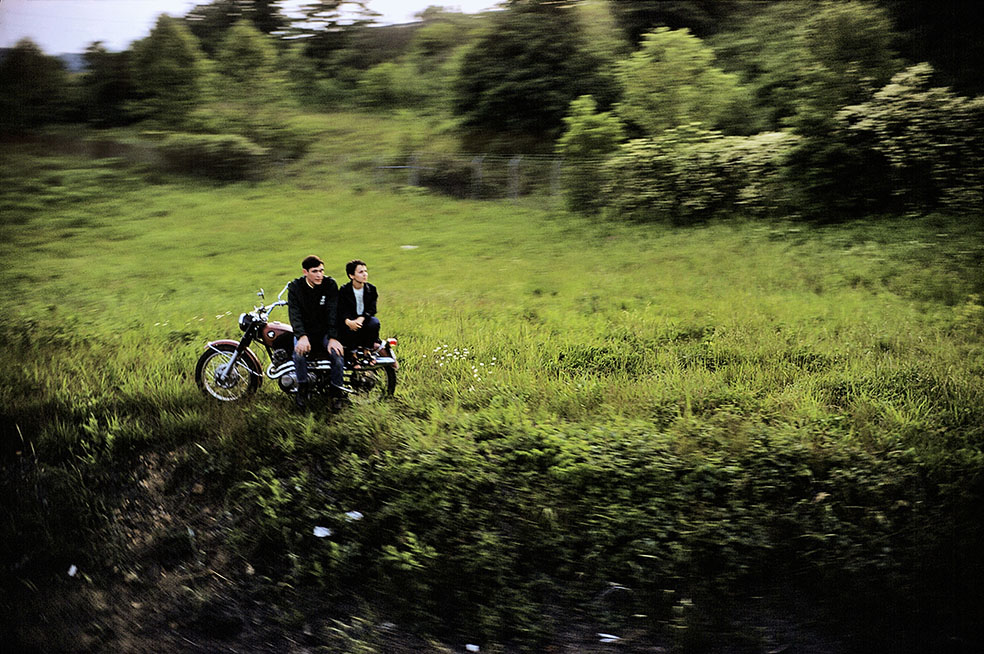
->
[10, 135, 570, 198]
[372, 152, 566, 200]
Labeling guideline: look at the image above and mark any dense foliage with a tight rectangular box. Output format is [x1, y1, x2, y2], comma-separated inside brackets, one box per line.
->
[4, 0, 982, 213]
[786, 63, 984, 219]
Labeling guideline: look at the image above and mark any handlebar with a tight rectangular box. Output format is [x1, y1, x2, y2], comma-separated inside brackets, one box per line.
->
[250, 284, 291, 317]
[256, 299, 287, 317]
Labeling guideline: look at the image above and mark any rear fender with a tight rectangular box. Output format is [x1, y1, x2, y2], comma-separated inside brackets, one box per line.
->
[205, 339, 264, 386]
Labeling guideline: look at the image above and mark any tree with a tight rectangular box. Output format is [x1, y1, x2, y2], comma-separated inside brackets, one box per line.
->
[796, 0, 901, 117]
[80, 42, 138, 127]
[184, 0, 290, 56]
[288, 0, 377, 61]
[879, 0, 984, 95]
[707, 0, 815, 130]
[214, 20, 285, 103]
[556, 95, 625, 213]
[453, 0, 617, 150]
[131, 15, 209, 127]
[366, 12, 483, 112]
[409, 19, 473, 70]
[615, 27, 754, 136]
[0, 39, 72, 132]
[610, 0, 742, 44]
[576, 0, 632, 64]
[185, 20, 312, 160]
[709, 1, 901, 130]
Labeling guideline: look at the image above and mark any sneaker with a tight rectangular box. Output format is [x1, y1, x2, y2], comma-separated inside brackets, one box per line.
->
[294, 383, 309, 410]
[329, 383, 354, 397]
[353, 348, 374, 368]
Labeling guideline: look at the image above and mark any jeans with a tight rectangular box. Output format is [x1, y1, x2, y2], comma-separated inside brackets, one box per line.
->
[293, 334, 344, 387]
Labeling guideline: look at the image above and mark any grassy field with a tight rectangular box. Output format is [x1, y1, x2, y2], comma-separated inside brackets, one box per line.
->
[1, 118, 983, 652]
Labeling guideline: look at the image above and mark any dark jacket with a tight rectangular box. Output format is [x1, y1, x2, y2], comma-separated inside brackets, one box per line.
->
[287, 275, 339, 340]
[337, 281, 378, 329]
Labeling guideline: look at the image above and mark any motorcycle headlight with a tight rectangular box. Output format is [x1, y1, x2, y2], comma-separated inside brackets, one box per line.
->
[238, 313, 253, 332]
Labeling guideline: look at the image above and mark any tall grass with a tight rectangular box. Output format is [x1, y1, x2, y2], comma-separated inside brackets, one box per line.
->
[2, 123, 983, 650]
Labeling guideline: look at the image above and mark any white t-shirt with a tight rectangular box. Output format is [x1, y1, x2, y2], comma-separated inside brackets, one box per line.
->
[354, 286, 364, 316]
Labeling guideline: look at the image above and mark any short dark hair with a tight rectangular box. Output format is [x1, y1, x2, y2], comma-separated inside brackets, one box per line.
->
[346, 259, 367, 277]
[302, 255, 324, 270]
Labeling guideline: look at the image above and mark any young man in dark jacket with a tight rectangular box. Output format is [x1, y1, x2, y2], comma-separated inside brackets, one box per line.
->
[287, 254, 349, 409]
[337, 259, 381, 353]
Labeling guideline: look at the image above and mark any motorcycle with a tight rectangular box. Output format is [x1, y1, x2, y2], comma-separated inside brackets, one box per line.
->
[195, 285, 397, 405]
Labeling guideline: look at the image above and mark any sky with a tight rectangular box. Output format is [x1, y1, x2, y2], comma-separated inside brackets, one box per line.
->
[0, 0, 501, 54]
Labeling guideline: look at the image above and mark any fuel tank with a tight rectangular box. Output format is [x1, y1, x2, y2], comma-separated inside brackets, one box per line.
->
[261, 321, 294, 348]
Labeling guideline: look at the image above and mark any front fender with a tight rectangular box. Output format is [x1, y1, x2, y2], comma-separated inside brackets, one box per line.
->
[205, 339, 264, 386]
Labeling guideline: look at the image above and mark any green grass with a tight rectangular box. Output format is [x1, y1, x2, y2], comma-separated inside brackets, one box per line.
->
[2, 120, 984, 651]
[3, 157, 980, 454]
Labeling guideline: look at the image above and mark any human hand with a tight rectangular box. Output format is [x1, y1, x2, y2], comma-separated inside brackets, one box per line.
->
[327, 338, 344, 355]
[295, 335, 311, 355]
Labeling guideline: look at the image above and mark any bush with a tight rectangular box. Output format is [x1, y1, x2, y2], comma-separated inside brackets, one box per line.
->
[603, 127, 797, 223]
[158, 132, 269, 181]
[185, 105, 315, 160]
[786, 63, 984, 219]
[556, 95, 625, 214]
[845, 63, 984, 213]
[783, 109, 893, 220]
[416, 156, 478, 198]
[357, 62, 427, 108]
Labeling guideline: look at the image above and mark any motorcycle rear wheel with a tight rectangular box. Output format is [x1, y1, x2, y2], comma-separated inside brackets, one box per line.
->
[347, 366, 397, 404]
[196, 344, 261, 401]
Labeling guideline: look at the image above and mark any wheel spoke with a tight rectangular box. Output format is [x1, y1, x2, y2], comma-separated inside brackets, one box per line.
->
[197, 348, 259, 401]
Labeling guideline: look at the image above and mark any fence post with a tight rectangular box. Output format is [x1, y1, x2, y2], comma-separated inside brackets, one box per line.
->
[508, 155, 522, 200]
[409, 153, 420, 186]
[551, 157, 563, 197]
[472, 155, 485, 199]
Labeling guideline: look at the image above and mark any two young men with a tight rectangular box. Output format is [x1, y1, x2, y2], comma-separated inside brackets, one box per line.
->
[286, 255, 380, 409]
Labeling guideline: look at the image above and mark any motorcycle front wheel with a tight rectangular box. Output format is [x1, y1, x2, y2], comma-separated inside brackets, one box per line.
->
[195, 344, 261, 401]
